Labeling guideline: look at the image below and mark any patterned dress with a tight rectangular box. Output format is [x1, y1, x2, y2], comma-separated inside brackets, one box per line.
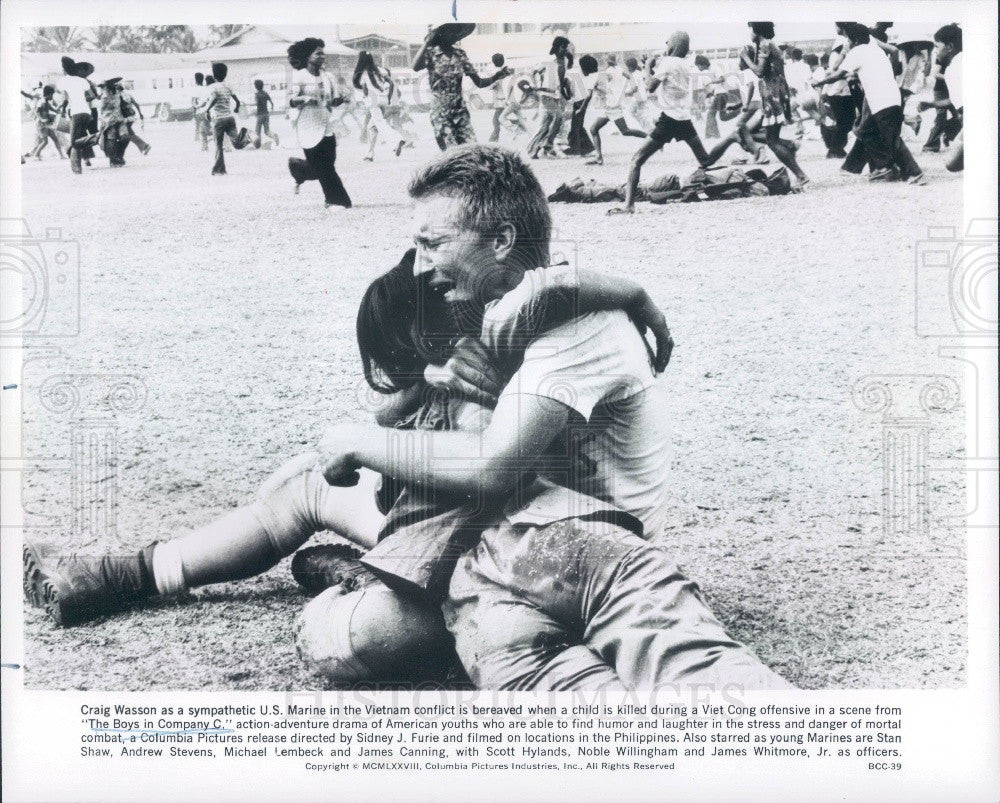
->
[753, 39, 793, 128]
[423, 45, 479, 147]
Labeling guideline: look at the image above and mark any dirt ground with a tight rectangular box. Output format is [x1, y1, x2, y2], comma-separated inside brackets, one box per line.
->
[17, 107, 966, 690]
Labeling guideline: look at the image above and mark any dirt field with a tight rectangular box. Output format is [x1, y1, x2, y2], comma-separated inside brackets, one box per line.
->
[18, 107, 966, 690]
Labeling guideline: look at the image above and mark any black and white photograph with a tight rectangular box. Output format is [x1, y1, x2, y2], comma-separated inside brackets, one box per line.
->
[1, 1, 997, 800]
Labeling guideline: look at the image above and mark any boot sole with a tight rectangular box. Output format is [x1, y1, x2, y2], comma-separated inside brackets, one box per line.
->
[23, 544, 68, 626]
[291, 544, 367, 596]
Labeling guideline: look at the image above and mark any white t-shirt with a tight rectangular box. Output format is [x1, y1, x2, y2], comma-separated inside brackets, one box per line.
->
[651, 55, 692, 119]
[57, 75, 91, 115]
[785, 60, 812, 95]
[627, 70, 648, 102]
[944, 52, 963, 110]
[289, 68, 339, 149]
[602, 66, 629, 110]
[840, 42, 901, 113]
[485, 271, 670, 535]
[825, 36, 852, 97]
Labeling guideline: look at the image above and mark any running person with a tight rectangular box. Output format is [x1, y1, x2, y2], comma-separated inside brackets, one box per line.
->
[96, 79, 129, 167]
[192, 72, 210, 151]
[286, 38, 352, 208]
[411, 21, 510, 150]
[197, 62, 250, 176]
[814, 22, 925, 184]
[56, 56, 95, 174]
[918, 24, 962, 172]
[252, 79, 280, 148]
[353, 52, 406, 161]
[740, 22, 809, 186]
[118, 82, 151, 156]
[27, 85, 67, 160]
[586, 55, 648, 165]
[608, 31, 722, 215]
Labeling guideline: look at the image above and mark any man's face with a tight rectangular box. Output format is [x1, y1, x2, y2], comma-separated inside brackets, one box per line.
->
[412, 193, 502, 307]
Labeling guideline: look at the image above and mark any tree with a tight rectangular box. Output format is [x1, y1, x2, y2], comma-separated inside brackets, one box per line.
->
[23, 26, 86, 52]
[207, 25, 248, 46]
[87, 26, 121, 52]
[141, 25, 200, 53]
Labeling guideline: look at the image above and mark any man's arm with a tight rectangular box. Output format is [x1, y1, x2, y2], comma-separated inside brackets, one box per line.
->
[463, 55, 511, 89]
[812, 68, 849, 89]
[318, 391, 571, 497]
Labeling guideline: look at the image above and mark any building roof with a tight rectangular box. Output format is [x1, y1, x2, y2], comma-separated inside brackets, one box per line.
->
[187, 25, 357, 62]
[21, 50, 192, 85]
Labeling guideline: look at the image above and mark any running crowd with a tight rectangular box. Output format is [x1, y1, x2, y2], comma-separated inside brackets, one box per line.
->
[22, 20, 968, 692]
[24, 21, 963, 205]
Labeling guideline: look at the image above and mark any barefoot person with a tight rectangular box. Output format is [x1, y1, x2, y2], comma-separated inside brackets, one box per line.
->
[353, 51, 405, 161]
[739, 22, 810, 187]
[586, 55, 647, 165]
[608, 31, 722, 215]
[286, 38, 352, 208]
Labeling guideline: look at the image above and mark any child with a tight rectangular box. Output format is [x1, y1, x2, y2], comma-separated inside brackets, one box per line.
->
[28, 85, 67, 160]
[586, 55, 648, 165]
[253, 78, 279, 148]
[197, 62, 250, 175]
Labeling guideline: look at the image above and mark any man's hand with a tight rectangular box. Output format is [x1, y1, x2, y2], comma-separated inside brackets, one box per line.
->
[629, 292, 674, 372]
[316, 423, 363, 486]
[424, 337, 504, 408]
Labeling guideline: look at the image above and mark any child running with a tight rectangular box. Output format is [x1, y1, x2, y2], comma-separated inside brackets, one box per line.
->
[586, 55, 648, 165]
[197, 62, 250, 176]
[252, 79, 280, 148]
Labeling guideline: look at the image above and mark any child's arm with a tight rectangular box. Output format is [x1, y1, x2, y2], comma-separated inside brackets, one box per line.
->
[482, 265, 673, 372]
[267, 92, 274, 111]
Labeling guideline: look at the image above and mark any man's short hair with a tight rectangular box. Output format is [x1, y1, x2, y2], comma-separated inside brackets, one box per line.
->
[194, 71, 204, 85]
[579, 55, 598, 75]
[694, 55, 710, 69]
[791, 47, 803, 60]
[934, 24, 962, 51]
[625, 56, 639, 70]
[492, 52, 505, 67]
[254, 78, 264, 89]
[408, 144, 552, 271]
[804, 53, 819, 67]
[211, 62, 228, 82]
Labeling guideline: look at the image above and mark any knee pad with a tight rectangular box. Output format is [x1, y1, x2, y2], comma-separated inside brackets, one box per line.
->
[296, 584, 452, 683]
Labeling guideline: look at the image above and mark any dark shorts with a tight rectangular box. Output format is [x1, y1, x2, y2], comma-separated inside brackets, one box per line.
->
[649, 113, 698, 144]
